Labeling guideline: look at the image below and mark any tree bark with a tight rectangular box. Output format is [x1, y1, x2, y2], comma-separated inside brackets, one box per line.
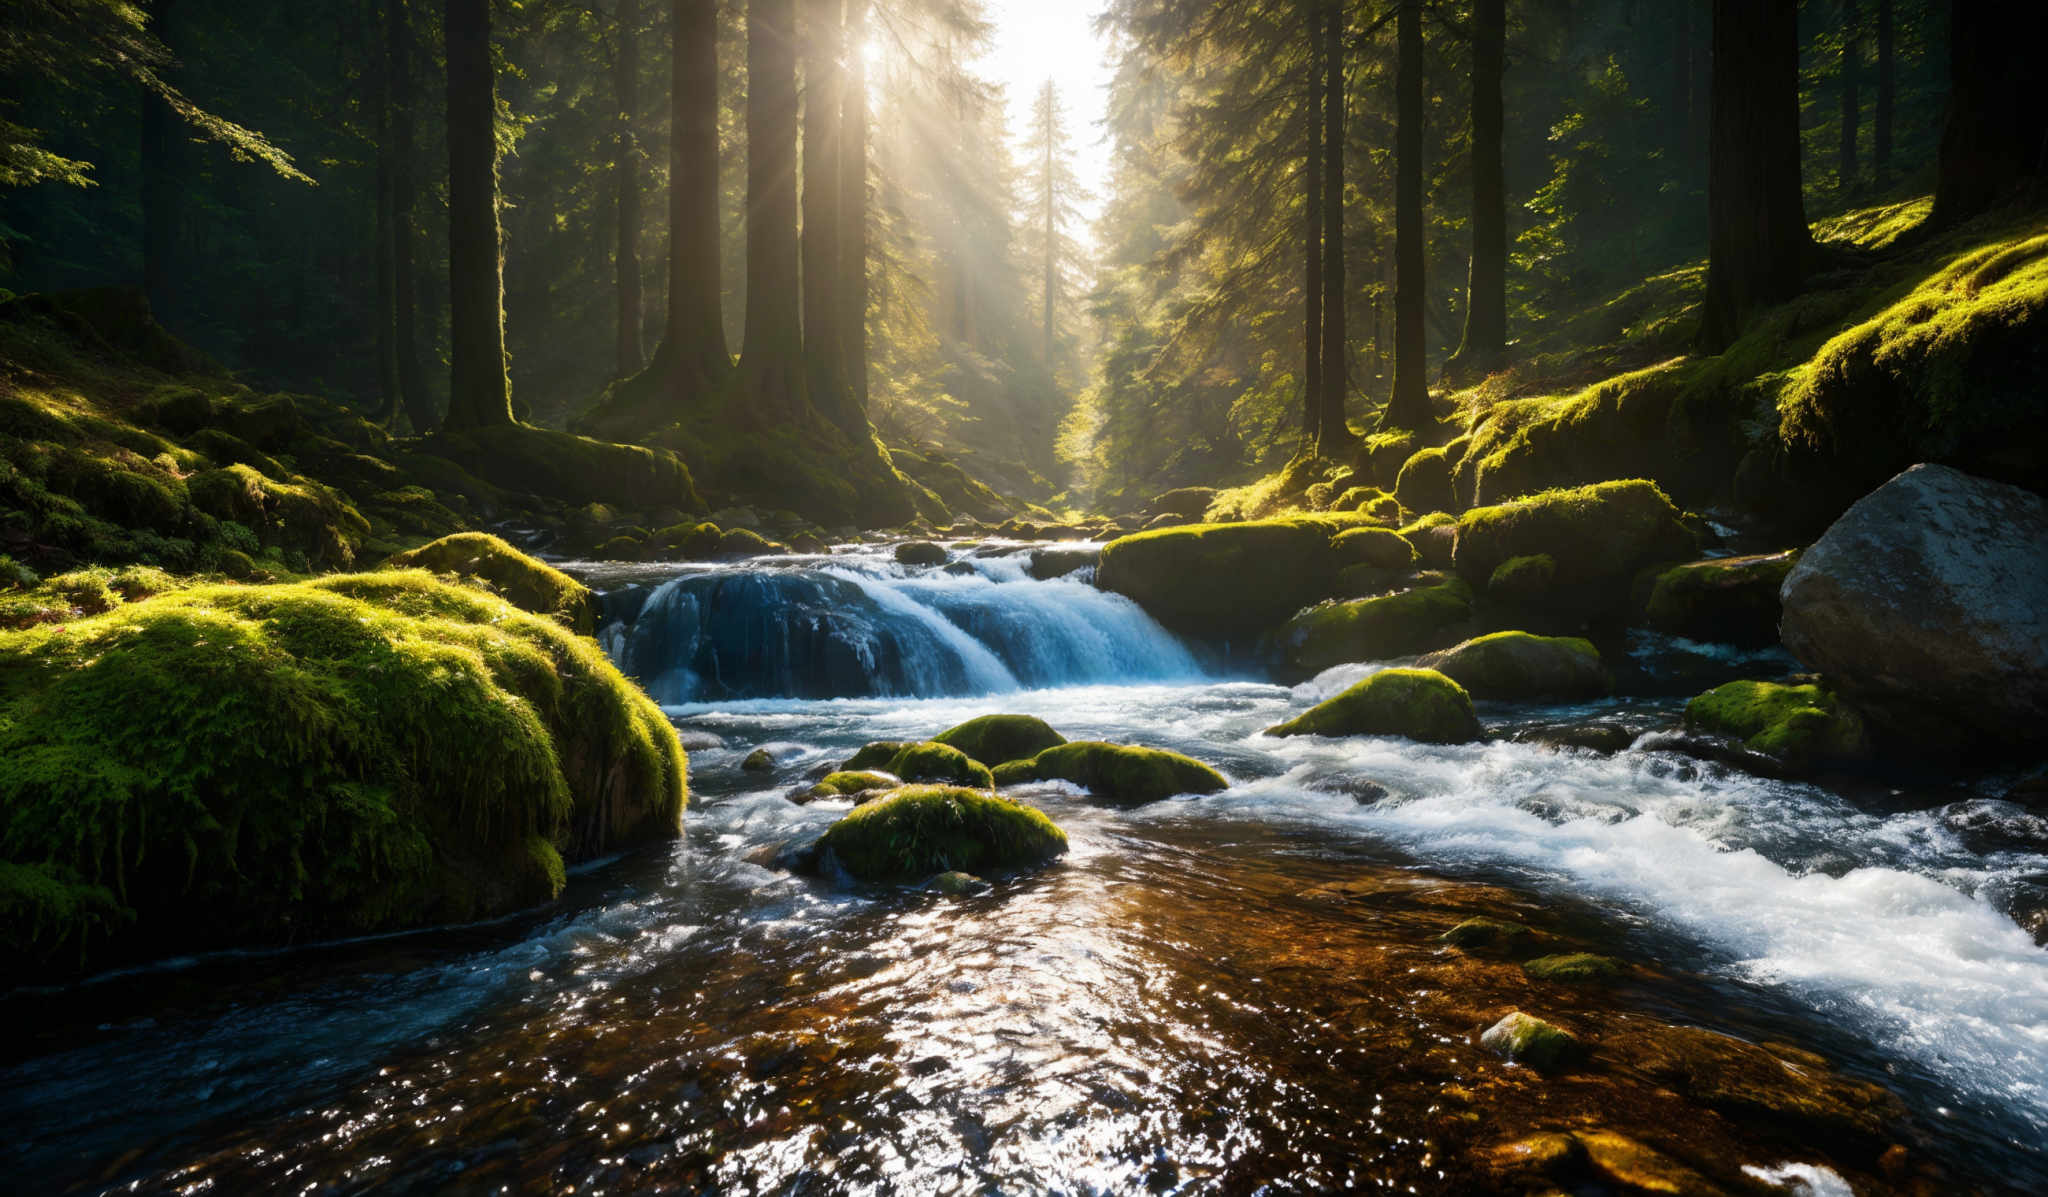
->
[373, 0, 400, 422]
[838, 0, 869, 418]
[1839, 0, 1859, 190]
[615, 0, 644, 377]
[443, 0, 513, 428]
[1930, 1, 2048, 227]
[801, 0, 852, 428]
[1302, 0, 1323, 452]
[1695, 0, 1811, 353]
[140, 0, 183, 322]
[1452, 0, 1505, 372]
[1317, 0, 1351, 450]
[389, 0, 431, 431]
[1873, 0, 1892, 185]
[667, 0, 731, 396]
[1041, 85, 1056, 365]
[739, 0, 808, 417]
[1382, 0, 1431, 434]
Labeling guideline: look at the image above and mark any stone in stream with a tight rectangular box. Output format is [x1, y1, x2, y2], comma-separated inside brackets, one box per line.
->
[926, 871, 992, 896]
[1027, 547, 1100, 580]
[794, 771, 897, 803]
[1265, 668, 1481, 744]
[1778, 463, 2048, 754]
[1643, 549, 1800, 647]
[814, 785, 1067, 883]
[1600, 1023, 1905, 1146]
[1480, 1011, 1584, 1070]
[992, 741, 1229, 805]
[1440, 916, 1535, 951]
[741, 747, 775, 771]
[1275, 578, 1475, 677]
[894, 540, 947, 567]
[841, 741, 993, 789]
[1681, 679, 1870, 775]
[1522, 952, 1623, 982]
[1417, 631, 1609, 701]
[931, 713, 1068, 766]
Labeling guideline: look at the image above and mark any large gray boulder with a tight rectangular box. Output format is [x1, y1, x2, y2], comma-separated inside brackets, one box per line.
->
[1779, 464, 2048, 752]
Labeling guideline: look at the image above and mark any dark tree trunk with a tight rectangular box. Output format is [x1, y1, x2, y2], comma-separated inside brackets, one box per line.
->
[1930, 1, 2048, 226]
[615, 0, 644, 377]
[390, 0, 431, 431]
[801, 0, 853, 429]
[839, 0, 869, 417]
[443, 0, 513, 428]
[1452, 0, 1506, 372]
[373, 0, 400, 422]
[739, 0, 808, 416]
[1317, 0, 1350, 450]
[1874, 0, 1893, 185]
[1695, 0, 1811, 353]
[1041, 107, 1055, 365]
[1840, 0, 1859, 190]
[667, 0, 731, 395]
[1302, 0, 1323, 451]
[1382, 0, 1431, 434]
[140, 0, 182, 322]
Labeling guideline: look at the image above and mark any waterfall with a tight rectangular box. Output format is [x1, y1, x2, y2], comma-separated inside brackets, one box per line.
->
[602, 550, 1202, 703]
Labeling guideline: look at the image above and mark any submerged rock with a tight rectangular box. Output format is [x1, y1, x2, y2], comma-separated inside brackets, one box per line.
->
[383, 532, 601, 636]
[1522, 952, 1622, 982]
[1276, 578, 1475, 675]
[1682, 680, 1869, 774]
[1602, 1022, 1905, 1145]
[1417, 631, 1609, 700]
[1440, 916, 1534, 950]
[1266, 668, 1481, 744]
[1778, 463, 2048, 753]
[814, 785, 1067, 882]
[932, 713, 1068, 766]
[993, 740, 1228, 805]
[926, 871, 992, 896]
[1480, 1011, 1583, 1070]
[1645, 550, 1800, 647]
[894, 540, 947, 567]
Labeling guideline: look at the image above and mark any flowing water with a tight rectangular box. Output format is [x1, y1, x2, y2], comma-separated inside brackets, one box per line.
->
[6, 544, 2048, 1194]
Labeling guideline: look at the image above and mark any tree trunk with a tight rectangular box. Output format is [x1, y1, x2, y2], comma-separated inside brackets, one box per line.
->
[667, 0, 731, 396]
[1874, 0, 1892, 185]
[839, 0, 869, 418]
[739, 0, 808, 417]
[801, 0, 852, 428]
[140, 0, 182, 323]
[1302, 0, 1323, 452]
[1930, 1, 2048, 227]
[1839, 0, 1859, 190]
[1317, 0, 1351, 451]
[1382, 0, 1431, 434]
[1452, 0, 1505, 372]
[1695, 0, 1811, 353]
[1041, 99, 1055, 366]
[390, 0, 431, 431]
[443, 0, 513, 428]
[615, 0, 644, 377]
[373, 0, 400, 422]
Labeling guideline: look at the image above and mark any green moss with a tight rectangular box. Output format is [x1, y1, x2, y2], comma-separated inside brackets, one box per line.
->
[1682, 679, 1869, 772]
[1644, 550, 1799, 646]
[1276, 578, 1474, 675]
[808, 770, 897, 800]
[843, 740, 911, 771]
[816, 785, 1068, 882]
[1486, 553, 1556, 603]
[741, 747, 774, 771]
[716, 527, 785, 558]
[430, 422, 703, 513]
[1332, 527, 1419, 571]
[1453, 480, 1695, 618]
[1266, 667, 1481, 743]
[1480, 1011, 1583, 1070]
[1441, 916, 1533, 950]
[185, 463, 369, 569]
[1097, 515, 1355, 641]
[1394, 446, 1457, 514]
[1523, 952, 1622, 982]
[932, 714, 1068, 766]
[1417, 631, 1607, 701]
[867, 741, 995, 789]
[383, 533, 600, 636]
[0, 572, 685, 981]
[997, 740, 1228, 805]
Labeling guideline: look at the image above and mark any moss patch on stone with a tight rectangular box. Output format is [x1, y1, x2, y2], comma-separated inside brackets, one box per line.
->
[1332, 526, 1419, 571]
[1454, 480, 1696, 619]
[1682, 679, 1869, 772]
[1644, 550, 1799, 647]
[1096, 514, 1356, 642]
[816, 785, 1067, 882]
[1486, 553, 1555, 604]
[1523, 952, 1623, 982]
[853, 741, 995, 789]
[932, 714, 1068, 766]
[384, 533, 599, 636]
[1440, 916, 1533, 950]
[1266, 668, 1481, 743]
[1480, 1011, 1583, 1070]
[807, 771, 897, 800]
[995, 741, 1228, 805]
[1417, 631, 1608, 701]
[1276, 578, 1474, 675]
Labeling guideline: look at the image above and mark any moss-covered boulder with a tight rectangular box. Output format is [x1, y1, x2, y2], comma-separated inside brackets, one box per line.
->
[1266, 668, 1481, 743]
[0, 572, 686, 982]
[815, 785, 1067, 882]
[802, 771, 897, 802]
[843, 740, 911, 771]
[1441, 916, 1534, 951]
[384, 532, 600, 636]
[1394, 446, 1456, 514]
[1275, 577, 1474, 675]
[932, 713, 1068, 766]
[894, 540, 947, 567]
[1682, 680, 1869, 773]
[1453, 480, 1696, 619]
[1480, 1011, 1583, 1070]
[1523, 952, 1622, 982]
[1485, 553, 1555, 605]
[1332, 526, 1420, 570]
[843, 740, 993, 788]
[1644, 550, 1799, 646]
[993, 741, 1228, 805]
[428, 422, 703, 513]
[1416, 632, 1609, 701]
[1096, 517, 1349, 642]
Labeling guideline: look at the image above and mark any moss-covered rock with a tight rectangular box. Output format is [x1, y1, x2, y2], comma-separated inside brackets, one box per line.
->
[1601, 1022, 1905, 1145]
[845, 741, 994, 788]
[1485, 553, 1555, 604]
[1480, 1011, 1583, 1070]
[1441, 916, 1534, 950]
[383, 532, 600, 636]
[741, 747, 775, 771]
[1275, 578, 1474, 675]
[815, 785, 1067, 882]
[0, 571, 686, 982]
[1096, 516, 1350, 642]
[1394, 446, 1456, 514]
[1522, 952, 1622, 982]
[1416, 631, 1609, 701]
[1266, 668, 1481, 743]
[994, 740, 1228, 805]
[843, 740, 910, 771]
[428, 422, 703, 514]
[1332, 526, 1419, 571]
[895, 540, 947, 567]
[1453, 480, 1696, 620]
[932, 713, 1068, 766]
[1682, 680, 1869, 772]
[804, 770, 897, 801]
[1644, 550, 1799, 646]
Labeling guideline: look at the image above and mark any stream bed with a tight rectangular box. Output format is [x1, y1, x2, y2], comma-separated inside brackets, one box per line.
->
[5, 544, 2047, 1194]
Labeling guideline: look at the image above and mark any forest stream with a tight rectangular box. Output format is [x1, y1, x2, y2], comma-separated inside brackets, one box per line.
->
[5, 542, 2046, 1195]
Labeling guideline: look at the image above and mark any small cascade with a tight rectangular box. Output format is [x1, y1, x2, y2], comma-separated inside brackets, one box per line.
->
[603, 548, 1202, 703]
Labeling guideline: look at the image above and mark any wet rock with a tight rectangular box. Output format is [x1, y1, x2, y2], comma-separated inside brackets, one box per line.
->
[1441, 916, 1534, 950]
[1575, 1130, 1720, 1194]
[1027, 547, 1099, 580]
[842, 740, 911, 770]
[799, 771, 898, 802]
[1779, 463, 2048, 753]
[1276, 578, 1475, 676]
[932, 713, 1068, 767]
[992, 741, 1228, 805]
[741, 747, 774, 771]
[1266, 668, 1481, 744]
[1681, 680, 1870, 775]
[1417, 631, 1609, 701]
[1514, 724, 1639, 754]
[1453, 480, 1698, 620]
[941, 560, 978, 576]
[1645, 550, 1800, 647]
[815, 785, 1067, 882]
[1480, 1011, 1583, 1070]
[926, 871, 992, 896]
[1482, 1131, 1584, 1179]
[843, 741, 993, 789]
[894, 541, 947, 567]
[1602, 1023, 1906, 1146]
[1522, 952, 1622, 982]
[1097, 516, 1353, 641]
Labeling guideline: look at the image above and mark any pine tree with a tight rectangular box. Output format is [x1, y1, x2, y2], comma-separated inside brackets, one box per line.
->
[739, 0, 808, 417]
[1380, 0, 1431, 434]
[613, 0, 644, 377]
[802, 0, 853, 430]
[443, 0, 514, 428]
[1021, 80, 1087, 375]
[1449, 0, 1506, 374]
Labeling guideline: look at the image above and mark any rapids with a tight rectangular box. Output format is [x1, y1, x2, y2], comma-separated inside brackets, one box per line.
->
[4, 542, 2046, 1193]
